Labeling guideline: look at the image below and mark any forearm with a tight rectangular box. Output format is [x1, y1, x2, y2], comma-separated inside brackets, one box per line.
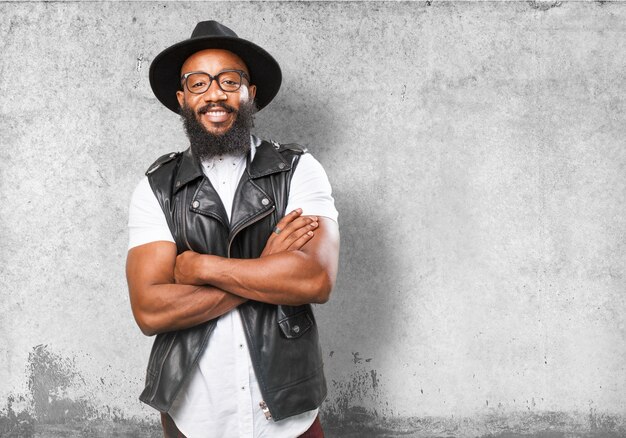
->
[201, 251, 332, 305]
[130, 282, 246, 336]
[182, 218, 340, 306]
[126, 241, 246, 336]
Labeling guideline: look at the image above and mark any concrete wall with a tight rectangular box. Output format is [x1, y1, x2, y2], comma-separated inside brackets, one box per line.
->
[1, 1, 625, 437]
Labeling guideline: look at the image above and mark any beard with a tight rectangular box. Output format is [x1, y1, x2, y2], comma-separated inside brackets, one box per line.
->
[180, 98, 257, 161]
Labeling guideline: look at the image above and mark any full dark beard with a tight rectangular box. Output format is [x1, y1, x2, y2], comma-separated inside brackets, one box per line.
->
[180, 99, 257, 161]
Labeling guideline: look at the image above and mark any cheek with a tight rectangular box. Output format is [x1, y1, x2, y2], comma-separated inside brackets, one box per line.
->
[238, 85, 249, 103]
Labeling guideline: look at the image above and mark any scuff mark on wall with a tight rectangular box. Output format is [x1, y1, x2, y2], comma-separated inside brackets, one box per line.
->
[135, 53, 143, 73]
[133, 53, 144, 89]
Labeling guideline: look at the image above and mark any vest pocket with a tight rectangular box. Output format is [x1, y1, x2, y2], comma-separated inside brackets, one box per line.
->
[277, 306, 313, 339]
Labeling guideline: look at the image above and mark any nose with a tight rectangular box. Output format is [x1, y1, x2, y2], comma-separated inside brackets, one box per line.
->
[202, 79, 227, 102]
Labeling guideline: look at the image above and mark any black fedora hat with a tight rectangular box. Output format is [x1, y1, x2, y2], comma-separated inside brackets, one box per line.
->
[149, 20, 282, 113]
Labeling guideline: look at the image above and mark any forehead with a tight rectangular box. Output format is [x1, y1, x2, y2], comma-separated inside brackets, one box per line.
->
[180, 49, 249, 75]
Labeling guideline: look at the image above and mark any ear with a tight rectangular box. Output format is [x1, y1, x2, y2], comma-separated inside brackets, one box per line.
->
[176, 91, 185, 109]
[248, 85, 257, 100]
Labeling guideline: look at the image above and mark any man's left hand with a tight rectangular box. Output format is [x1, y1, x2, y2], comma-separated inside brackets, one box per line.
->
[174, 209, 320, 286]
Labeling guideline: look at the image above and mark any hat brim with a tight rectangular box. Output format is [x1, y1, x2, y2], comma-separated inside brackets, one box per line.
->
[149, 36, 282, 113]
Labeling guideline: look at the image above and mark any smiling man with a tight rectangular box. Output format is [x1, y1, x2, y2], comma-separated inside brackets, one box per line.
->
[125, 21, 339, 438]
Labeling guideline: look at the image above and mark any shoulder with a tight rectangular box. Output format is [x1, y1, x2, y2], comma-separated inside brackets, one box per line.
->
[129, 176, 161, 217]
[145, 151, 182, 176]
[291, 152, 330, 181]
[271, 140, 308, 155]
[256, 136, 308, 156]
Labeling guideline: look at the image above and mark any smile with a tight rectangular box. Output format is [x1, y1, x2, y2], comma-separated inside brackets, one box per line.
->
[200, 109, 233, 125]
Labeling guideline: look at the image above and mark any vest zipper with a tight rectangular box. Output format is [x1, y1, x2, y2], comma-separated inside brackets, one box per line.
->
[259, 400, 272, 420]
[229, 205, 276, 417]
[227, 206, 275, 258]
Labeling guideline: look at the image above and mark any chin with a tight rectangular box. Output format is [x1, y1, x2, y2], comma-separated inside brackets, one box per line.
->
[207, 127, 230, 137]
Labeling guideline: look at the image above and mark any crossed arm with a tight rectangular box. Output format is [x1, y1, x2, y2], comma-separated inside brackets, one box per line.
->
[126, 210, 340, 336]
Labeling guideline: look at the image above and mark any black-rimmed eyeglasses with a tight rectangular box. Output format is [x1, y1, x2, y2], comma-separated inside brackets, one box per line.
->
[180, 70, 250, 94]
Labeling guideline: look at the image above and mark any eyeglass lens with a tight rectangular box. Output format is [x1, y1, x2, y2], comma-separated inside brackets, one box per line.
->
[185, 71, 243, 94]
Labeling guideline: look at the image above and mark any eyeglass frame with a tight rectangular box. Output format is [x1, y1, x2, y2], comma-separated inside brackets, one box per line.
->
[179, 69, 251, 94]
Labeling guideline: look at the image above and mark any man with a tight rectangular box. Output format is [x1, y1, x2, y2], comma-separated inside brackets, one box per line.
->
[126, 20, 340, 438]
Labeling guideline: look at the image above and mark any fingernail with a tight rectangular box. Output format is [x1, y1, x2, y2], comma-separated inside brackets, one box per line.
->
[307, 231, 314, 236]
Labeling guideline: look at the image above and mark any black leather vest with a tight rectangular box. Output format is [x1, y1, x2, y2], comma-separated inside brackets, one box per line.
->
[139, 140, 327, 421]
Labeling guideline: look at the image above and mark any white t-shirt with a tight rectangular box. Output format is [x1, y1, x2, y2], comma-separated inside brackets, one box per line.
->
[128, 136, 337, 438]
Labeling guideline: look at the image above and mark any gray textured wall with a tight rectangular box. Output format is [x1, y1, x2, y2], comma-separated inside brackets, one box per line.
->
[1, 2, 625, 437]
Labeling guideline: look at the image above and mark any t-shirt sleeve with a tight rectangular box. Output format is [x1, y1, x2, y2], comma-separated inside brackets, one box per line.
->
[285, 153, 338, 223]
[127, 176, 175, 250]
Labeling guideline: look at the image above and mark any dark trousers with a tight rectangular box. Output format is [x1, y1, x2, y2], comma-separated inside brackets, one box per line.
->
[161, 413, 324, 438]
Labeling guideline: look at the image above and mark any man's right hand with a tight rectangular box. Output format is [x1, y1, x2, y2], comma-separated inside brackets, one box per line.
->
[261, 208, 319, 257]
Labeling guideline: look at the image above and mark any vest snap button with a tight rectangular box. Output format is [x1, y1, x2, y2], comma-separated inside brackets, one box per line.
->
[293, 325, 300, 334]
[278, 163, 285, 169]
[176, 181, 181, 187]
[261, 198, 270, 206]
[192, 200, 200, 208]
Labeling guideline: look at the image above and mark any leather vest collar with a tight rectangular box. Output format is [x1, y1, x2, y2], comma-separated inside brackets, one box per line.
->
[172, 141, 294, 196]
[172, 140, 296, 238]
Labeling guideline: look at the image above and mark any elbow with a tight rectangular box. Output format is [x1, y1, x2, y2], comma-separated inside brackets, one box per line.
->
[308, 271, 334, 304]
[139, 325, 158, 337]
[133, 311, 161, 337]
[130, 291, 167, 336]
[313, 290, 331, 304]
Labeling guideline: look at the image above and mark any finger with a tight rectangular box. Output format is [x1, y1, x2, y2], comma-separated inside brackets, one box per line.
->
[283, 220, 318, 245]
[272, 213, 312, 240]
[288, 230, 315, 251]
[274, 208, 303, 232]
[279, 215, 318, 237]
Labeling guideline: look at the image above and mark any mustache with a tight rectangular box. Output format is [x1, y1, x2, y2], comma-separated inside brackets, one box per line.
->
[197, 102, 237, 115]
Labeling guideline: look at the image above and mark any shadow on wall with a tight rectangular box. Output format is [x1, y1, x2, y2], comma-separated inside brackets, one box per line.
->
[319, 198, 399, 427]
[259, 76, 414, 431]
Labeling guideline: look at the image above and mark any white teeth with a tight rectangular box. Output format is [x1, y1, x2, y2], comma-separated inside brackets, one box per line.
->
[207, 111, 227, 116]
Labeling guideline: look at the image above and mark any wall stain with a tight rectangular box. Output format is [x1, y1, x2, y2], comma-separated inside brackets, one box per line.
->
[323, 409, 626, 437]
[2, 346, 626, 436]
[352, 351, 373, 365]
[321, 355, 626, 437]
[28, 344, 91, 423]
[370, 370, 379, 390]
[323, 362, 385, 431]
[0, 395, 35, 438]
[527, 1, 563, 11]
[1, 345, 161, 437]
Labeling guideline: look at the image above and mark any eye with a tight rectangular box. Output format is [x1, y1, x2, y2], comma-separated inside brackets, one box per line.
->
[218, 72, 242, 89]
[190, 80, 207, 89]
